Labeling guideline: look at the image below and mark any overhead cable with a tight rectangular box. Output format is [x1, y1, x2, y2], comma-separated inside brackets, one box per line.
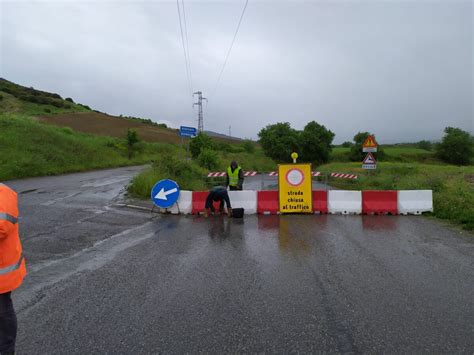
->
[211, 0, 249, 99]
[181, 0, 193, 91]
[177, 0, 193, 95]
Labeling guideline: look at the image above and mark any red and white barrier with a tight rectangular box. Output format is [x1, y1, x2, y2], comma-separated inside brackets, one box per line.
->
[328, 190, 362, 214]
[257, 191, 279, 214]
[159, 189, 432, 216]
[207, 172, 226, 177]
[362, 190, 398, 215]
[268, 171, 322, 177]
[330, 173, 358, 179]
[228, 190, 257, 214]
[207, 171, 258, 177]
[312, 190, 328, 214]
[398, 190, 433, 215]
[167, 190, 193, 214]
[209, 171, 355, 178]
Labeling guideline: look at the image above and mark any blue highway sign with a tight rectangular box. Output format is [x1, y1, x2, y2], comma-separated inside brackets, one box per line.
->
[179, 126, 197, 137]
[151, 179, 180, 208]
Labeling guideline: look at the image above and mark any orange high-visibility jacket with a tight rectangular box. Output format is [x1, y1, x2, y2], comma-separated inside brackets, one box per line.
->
[0, 183, 26, 294]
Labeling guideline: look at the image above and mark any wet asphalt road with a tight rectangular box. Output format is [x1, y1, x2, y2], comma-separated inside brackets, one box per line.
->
[4, 167, 474, 353]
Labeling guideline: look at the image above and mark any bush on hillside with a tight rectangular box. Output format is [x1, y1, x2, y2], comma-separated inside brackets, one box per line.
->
[126, 129, 140, 159]
[197, 148, 220, 170]
[242, 139, 255, 153]
[436, 127, 473, 165]
[342, 141, 353, 147]
[51, 100, 64, 108]
[65, 97, 74, 103]
[189, 132, 214, 158]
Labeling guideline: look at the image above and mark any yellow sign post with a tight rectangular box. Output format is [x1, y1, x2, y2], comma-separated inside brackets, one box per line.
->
[278, 163, 313, 213]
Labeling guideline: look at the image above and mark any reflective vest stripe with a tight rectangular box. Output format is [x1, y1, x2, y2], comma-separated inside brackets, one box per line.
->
[0, 254, 24, 276]
[228, 167, 241, 186]
[0, 213, 17, 224]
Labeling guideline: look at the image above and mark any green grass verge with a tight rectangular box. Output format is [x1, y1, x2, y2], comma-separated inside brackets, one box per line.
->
[318, 162, 474, 231]
[127, 155, 208, 198]
[0, 113, 175, 180]
[330, 146, 436, 163]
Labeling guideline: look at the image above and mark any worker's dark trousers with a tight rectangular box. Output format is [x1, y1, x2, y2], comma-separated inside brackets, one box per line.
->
[0, 292, 16, 354]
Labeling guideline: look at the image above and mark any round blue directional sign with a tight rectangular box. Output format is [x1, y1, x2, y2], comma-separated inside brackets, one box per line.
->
[151, 179, 180, 208]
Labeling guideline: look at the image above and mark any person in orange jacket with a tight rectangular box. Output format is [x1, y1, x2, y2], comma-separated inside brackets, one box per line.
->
[0, 183, 26, 355]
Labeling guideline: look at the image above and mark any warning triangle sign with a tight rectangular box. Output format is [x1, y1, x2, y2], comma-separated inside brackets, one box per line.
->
[363, 135, 377, 148]
[362, 152, 376, 164]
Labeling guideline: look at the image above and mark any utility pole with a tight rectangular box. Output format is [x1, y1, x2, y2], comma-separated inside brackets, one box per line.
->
[193, 91, 207, 133]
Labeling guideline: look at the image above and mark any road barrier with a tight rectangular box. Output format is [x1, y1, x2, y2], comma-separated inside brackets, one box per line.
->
[328, 190, 362, 214]
[207, 171, 258, 177]
[168, 189, 431, 216]
[362, 190, 398, 215]
[257, 191, 279, 214]
[228, 190, 257, 214]
[191, 191, 222, 214]
[167, 190, 193, 214]
[398, 190, 433, 215]
[267, 171, 323, 177]
[312, 190, 328, 214]
[330, 172, 358, 179]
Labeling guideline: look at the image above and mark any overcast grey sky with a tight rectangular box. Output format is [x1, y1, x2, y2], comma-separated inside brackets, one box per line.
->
[1, 0, 472, 143]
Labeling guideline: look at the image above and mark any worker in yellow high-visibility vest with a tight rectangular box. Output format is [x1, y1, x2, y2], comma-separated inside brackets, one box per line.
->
[225, 161, 244, 191]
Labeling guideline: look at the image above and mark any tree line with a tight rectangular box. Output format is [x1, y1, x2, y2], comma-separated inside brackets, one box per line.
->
[258, 122, 473, 166]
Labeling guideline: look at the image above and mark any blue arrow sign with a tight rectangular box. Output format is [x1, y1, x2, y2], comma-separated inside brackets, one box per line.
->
[179, 126, 197, 137]
[151, 179, 180, 209]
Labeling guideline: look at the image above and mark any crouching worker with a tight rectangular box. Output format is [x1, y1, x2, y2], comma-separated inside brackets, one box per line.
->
[204, 186, 232, 217]
[0, 183, 27, 355]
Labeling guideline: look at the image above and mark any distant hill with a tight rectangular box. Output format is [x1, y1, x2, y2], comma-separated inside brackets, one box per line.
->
[205, 130, 242, 141]
[0, 78, 242, 145]
[0, 78, 91, 115]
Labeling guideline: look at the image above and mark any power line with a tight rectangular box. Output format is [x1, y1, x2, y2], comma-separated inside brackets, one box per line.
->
[211, 0, 249, 98]
[181, 0, 193, 91]
[176, 0, 192, 95]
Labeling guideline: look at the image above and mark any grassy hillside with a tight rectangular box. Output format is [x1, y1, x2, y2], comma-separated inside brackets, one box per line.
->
[0, 78, 243, 146]
[38, 112, 185, 144]
[0, 78, 257, 182]
[0, 113, 176, 180]
[0, 79, 91, 116]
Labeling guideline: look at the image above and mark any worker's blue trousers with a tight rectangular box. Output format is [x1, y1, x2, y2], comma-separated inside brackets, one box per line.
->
[0, 292, 16, 354]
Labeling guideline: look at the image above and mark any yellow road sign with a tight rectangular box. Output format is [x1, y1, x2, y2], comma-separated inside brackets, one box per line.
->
[278, 163, 313, 213]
